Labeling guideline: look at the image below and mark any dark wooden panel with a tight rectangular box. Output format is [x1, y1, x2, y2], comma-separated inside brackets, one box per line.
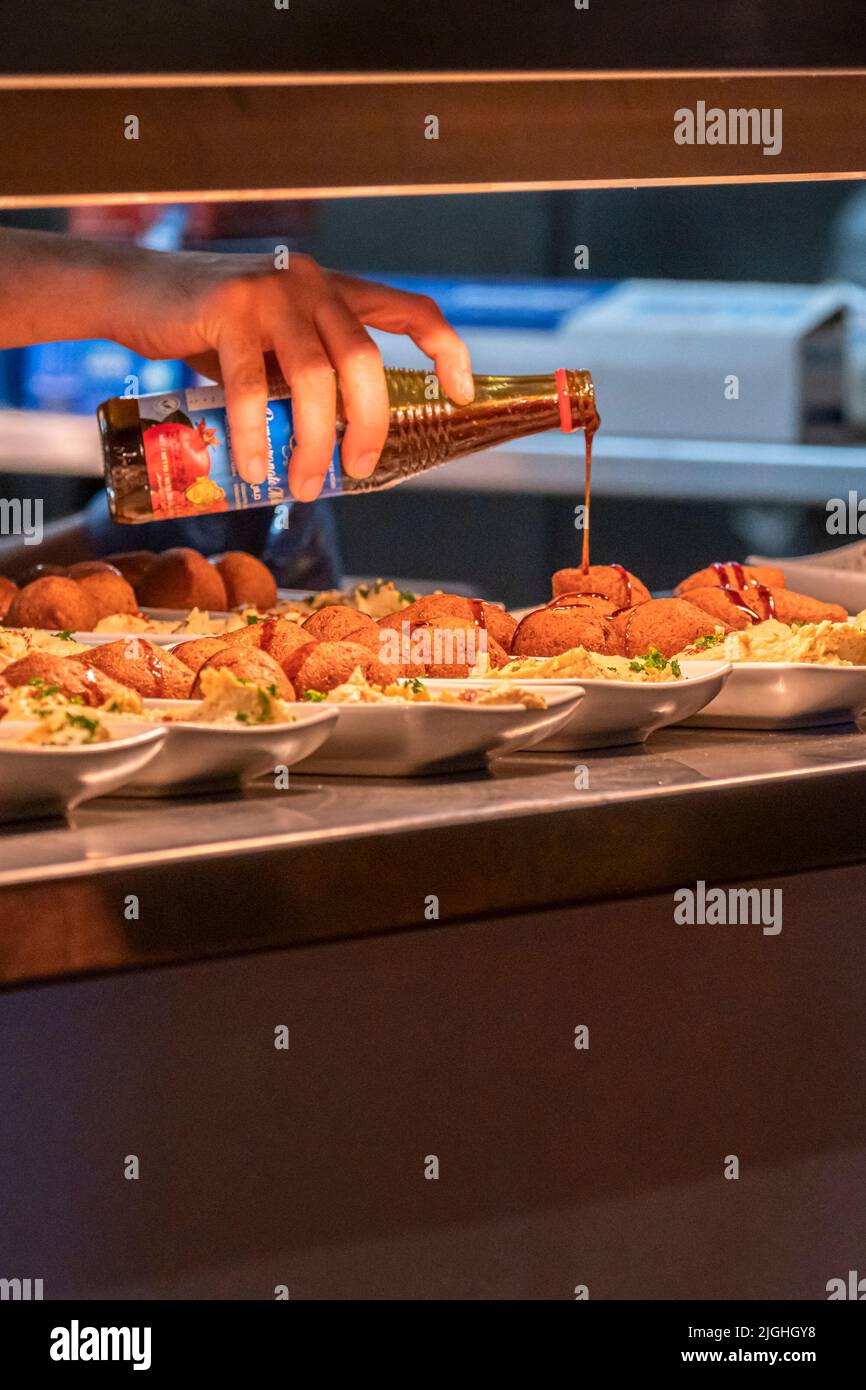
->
[0, 72, 864, 207]
[2, 867, 864, 1298]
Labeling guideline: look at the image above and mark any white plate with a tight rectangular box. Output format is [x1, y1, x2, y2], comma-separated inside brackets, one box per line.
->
[291, 684, 584, 776]
[428, 661, 732, 750]
[0, 720, 167, 823]
[105, 702, 340, 795]
[681, 660, 866, 729]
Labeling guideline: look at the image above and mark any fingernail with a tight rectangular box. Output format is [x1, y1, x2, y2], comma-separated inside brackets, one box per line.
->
[246, 455, 268, 484]
[351, 451, 380, 478]
[296, 474, 325, 502]
[454, 369, 475, 403]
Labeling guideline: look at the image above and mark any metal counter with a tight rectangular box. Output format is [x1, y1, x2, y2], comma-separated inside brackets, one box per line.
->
[2, 720, 866, 989]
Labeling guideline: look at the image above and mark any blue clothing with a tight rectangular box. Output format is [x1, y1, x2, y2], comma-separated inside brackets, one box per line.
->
[84, 491, 342, 591]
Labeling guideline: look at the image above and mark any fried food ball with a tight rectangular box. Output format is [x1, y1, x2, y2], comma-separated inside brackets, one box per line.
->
[192, 646, 294, 699]
[215, 551, 278, 610]
[407, 617, 509, 677]
[291, 640, 391, 696]
[1, 652, 133, 707]
[221, 616, 318, 677]
[104, 551, 156, 594]
[769, 588, 847, 625]
[4, 576, 99, 632]
[675, 563, 786, 596]
[70, 566, 138, 619]
[137, 547, 228, 611]
[0, 575, 17, 621]
[302, 605, 378, 643]
[680, 585, 767, 630]
[337, 621, 424, 680]
[85, 639, 194, 699]
[379, 594, 518, 653]
[614, 598, 719, 659]
[552, 566, 652, 608]
[171, 636, 232, 675]
[511, 606, 623, 657]
[684, 583, 847, 629]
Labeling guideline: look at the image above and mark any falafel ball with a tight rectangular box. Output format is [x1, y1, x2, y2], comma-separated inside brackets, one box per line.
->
[770, 588, 847, 625]
[404, 616, 509, 677]
[291, 640, 391, 696]
[675, 563, 786, 596]
[302, 605, 379, 643]
[679, 585, 766, 630]
[215, 551, 278, 610]
[4, 576, 99, 632]
[614, 598, 719, 659]
[192, 646, 295, 699]
[379, 594, 518, 653]
[171, 636, 232, 676]
[137, 547, 228, 611]
[511, 605, 623, 657]
[70, 566, 138, 619]
[552, 566, 651, 608]
[85, 639, 194, 699]
[1, 652, 135, 707]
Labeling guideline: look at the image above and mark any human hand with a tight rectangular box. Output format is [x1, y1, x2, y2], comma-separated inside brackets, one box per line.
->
[107, 249, 475, 499]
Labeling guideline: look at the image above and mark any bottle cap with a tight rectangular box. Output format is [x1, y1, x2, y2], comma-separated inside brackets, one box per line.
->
[554, 368, 575, 432]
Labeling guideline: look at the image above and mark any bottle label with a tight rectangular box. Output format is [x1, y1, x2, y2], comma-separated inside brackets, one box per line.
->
[138, 383, 342, 517]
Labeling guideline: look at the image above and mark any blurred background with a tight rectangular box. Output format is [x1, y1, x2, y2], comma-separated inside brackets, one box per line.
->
[4, 178, 866, 604]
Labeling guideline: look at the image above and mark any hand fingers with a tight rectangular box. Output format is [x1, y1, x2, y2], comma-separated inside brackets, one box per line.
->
[329, 271, 474, 405]
[216, 321, 269, 485]
[270, 318, 338, 503]
[314, 291, 389, 481]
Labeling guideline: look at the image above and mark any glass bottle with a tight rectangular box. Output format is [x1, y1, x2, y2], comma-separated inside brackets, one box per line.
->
[98, 368, 598, 524]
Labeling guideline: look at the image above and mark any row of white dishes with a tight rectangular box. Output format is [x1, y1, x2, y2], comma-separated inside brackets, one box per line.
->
[6, 652, 866, 822]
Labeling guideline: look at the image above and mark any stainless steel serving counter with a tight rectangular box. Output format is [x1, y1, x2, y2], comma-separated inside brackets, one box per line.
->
[3, 720, 866, 989]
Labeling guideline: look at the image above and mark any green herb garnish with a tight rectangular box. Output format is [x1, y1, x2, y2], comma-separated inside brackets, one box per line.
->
[53, 630, 74, 641]
[246, 614, 264, 625]
[302, 690, 327, 702]
[235, 711, 249, 723]
[693, 632, 724, 651]
[398, 589, 417, 604]
[400, 677, 426, 694]
[67, 713, 99, 734]
[629, 647, 680, 677]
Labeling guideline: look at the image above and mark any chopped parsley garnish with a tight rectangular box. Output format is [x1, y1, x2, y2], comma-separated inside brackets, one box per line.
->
[629, 647, 681, 678]
[400, 677, 426, 693]
[301, 690, 327, 702]
[398, 589, 417, 604]
[303, 595, 317, 606]
[28, 677, 46, 687]
[235, 712, 250, 723]
[67, 713, 99, 734]
[693, 632, 724, 650]
[266, 683, 279, 696]
[246, 614, 264, 625]
[53, 630, 74, 641]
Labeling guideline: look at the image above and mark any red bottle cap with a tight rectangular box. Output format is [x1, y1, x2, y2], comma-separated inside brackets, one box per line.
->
[554, 367, 574, 432]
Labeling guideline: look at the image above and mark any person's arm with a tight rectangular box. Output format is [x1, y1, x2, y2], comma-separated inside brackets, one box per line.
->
[0, 228, 474, 500]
